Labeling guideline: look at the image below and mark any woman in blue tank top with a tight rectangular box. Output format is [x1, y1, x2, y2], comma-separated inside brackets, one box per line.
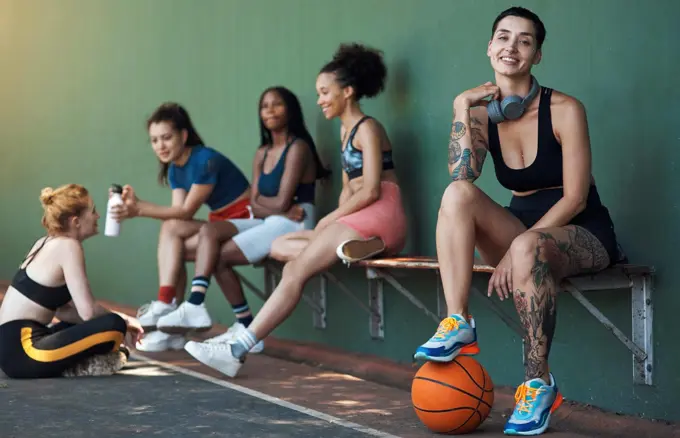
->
[108, 103, 252, 352]
[150, 87, 329, 350]
[415, 7, 622, 436]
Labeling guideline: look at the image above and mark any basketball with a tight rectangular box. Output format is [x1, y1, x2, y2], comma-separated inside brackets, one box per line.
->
[411, 356, 494, 434]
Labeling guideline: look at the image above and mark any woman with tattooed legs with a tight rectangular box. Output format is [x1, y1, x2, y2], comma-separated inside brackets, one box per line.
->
[414, 6, 621, 436]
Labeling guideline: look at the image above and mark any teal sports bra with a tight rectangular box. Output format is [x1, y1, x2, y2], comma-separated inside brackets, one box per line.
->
[341, 116, 395, 180]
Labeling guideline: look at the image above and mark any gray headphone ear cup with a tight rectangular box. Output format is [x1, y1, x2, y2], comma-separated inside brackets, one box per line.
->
[501, 95, 526, 120]
[487, 100, 504, 124]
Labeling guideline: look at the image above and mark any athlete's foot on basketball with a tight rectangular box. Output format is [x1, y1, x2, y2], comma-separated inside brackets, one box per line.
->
[504, 373, 563, 436]
[414, 314, 479, 362]
[156, 301, 213, 334]
[336, 237, 386, 265]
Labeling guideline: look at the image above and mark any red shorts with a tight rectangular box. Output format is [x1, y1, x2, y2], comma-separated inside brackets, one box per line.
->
[208, 198, 252, 222]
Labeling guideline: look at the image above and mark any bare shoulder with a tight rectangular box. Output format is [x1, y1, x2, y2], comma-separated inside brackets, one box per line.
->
[253, 146, 267, 162]
[290, 137, 310, 153]
[550, 90, 587, 122]
[287, 138, 311, 162]
[354, 117, 389, 150]
[55, 237, 84, 257]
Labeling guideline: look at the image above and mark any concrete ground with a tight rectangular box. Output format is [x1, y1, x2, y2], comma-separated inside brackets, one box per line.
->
[0, 288, 677, 437]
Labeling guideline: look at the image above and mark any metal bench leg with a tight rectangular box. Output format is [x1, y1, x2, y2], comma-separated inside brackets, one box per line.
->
[367, 268, 385, 340]
[631, 274, 654, 385]
[262, 263, 327, 330]
[565, 279, 653, 386]
[313, 275, 328, 329]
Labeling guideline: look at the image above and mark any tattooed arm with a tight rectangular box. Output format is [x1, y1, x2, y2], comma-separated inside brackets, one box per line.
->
[449, 97, 491, 182]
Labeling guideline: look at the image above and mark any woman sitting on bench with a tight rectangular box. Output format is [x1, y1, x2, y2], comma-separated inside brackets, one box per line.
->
[0, 184, 144, 379]
[156, 86, 329, 353]
[415, 7, 622, 436]
[183, 43, 407, 377]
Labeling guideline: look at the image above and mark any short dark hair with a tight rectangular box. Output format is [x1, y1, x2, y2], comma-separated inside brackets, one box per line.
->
[491, 7, 546, 49]
[319, 43, 387, 101]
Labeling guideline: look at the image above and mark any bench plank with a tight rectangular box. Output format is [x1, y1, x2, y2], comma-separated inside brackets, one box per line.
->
[356, 256, 653, 277]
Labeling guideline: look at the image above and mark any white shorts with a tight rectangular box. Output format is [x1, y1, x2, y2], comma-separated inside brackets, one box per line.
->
[229, 203, 316, 263]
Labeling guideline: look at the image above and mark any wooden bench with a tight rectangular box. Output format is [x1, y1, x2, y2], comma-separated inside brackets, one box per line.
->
[238, 256, 654, 386]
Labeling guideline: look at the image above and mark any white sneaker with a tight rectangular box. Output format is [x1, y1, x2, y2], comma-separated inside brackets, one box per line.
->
[137, 300, 177, 330]
[205, 322, 264, 354]
[156, 301, 212, 334]
[184, 341, 243, 378]
[135, 330, 187, 352]
[336, 237, 386, 266]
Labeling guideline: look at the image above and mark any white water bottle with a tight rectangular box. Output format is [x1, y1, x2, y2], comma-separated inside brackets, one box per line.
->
[105, 184, 124, 237]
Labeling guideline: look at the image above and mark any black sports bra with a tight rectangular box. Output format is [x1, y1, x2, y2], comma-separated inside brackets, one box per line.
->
[10, 237, 72, 311]
[341, 116, 395, 180]
[487, 87, 564, 192]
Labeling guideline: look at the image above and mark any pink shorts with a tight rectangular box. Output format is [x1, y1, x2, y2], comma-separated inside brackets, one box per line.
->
[336, 181, 407, 255]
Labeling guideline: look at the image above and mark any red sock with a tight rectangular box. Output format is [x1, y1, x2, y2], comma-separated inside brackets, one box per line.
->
[158, 286, 175, 304]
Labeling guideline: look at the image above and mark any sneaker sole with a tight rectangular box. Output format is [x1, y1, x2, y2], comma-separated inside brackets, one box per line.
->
[157, 325, 213, 335]
[503, 393, 563, 436]
[337, 237, 386, 263]
[413, 342, 480, 362]
[135, 341, 187, 353]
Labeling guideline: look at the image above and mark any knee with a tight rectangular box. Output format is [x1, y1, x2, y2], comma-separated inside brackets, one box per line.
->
[269, 237, 290, 262]
[439, 180, 479, 217]
[509, 231, 551, 283]
[279, 260, 306, 294]
[102, 313, 128, 334]
[160, 219, 185, 237]
[198, 222, 220, 241]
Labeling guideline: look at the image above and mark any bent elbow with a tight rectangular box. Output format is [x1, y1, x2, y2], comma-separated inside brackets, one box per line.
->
[365, 187, 381, 204]
[78, 308, 95, 321]
[568, 196, 587, 215]
[177, 209, 196, 221]
[275, 198, 293, 213]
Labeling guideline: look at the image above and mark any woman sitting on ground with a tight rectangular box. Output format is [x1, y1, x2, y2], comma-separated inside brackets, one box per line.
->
[182, 43, 407, 377]
[0, 184, 144, 379]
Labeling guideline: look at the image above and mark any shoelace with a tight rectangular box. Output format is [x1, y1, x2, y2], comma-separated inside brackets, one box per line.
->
[514, 384, 544, 415]
[432, 317, 461, 341]
[136, 303, 151, 318]
[206, 328, 236, 344]
[201, 341, 234, 351]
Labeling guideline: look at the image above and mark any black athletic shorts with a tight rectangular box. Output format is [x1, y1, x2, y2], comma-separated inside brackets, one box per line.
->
[505, 186, 622, 265]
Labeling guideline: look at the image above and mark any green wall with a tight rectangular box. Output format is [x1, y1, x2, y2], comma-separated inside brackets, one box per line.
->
[1, 0, 678, 421]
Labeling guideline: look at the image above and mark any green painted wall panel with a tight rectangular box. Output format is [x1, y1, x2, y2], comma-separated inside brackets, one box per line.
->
[1, 0, 678, 421]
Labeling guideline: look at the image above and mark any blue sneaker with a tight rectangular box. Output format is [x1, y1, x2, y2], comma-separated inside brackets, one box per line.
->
[414, 314, 479, 362]
[504, 373, 564, 435]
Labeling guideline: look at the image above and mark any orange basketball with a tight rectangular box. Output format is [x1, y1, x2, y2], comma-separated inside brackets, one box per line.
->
[411, 356, 494, 434]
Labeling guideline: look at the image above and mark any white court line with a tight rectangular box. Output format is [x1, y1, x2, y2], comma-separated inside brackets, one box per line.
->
[131, 352, 402, 438]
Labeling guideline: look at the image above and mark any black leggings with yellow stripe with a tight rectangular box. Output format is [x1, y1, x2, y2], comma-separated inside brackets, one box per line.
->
[0, 313, 126, 378]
